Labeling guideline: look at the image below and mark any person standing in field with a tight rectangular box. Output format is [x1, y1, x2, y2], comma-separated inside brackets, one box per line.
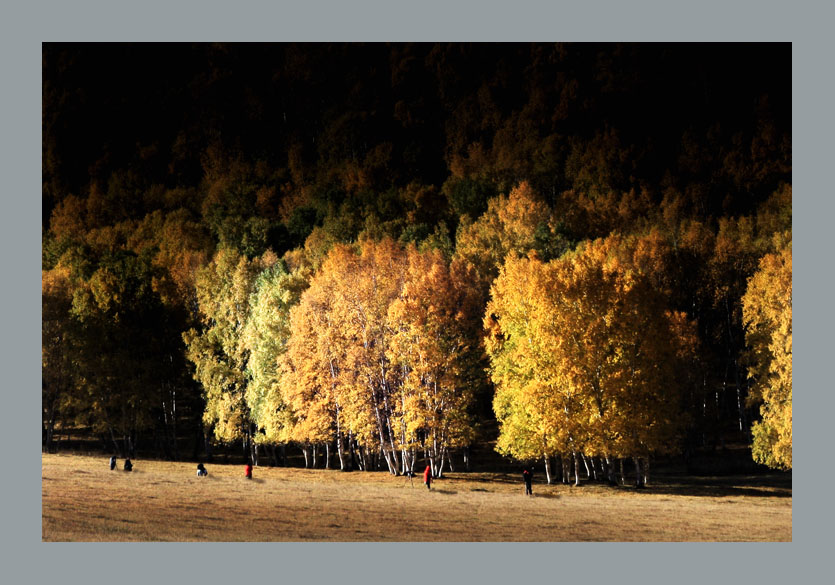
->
[245, 461, 253, 479]
[109, 456, 117, 470]
[423, 464, 432, 490]
[522, 466, 533, 495]
[124, 458, 133, 472]
[197, 463, 208, 477]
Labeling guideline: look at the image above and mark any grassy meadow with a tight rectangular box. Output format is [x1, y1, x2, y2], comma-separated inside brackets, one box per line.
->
[42, 453, 791, 542]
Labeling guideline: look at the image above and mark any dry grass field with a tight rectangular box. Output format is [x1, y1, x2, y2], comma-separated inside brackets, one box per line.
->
[42, 453, 791, 542]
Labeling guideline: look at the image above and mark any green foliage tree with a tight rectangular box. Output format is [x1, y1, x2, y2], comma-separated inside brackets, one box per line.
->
[183, 248, 276, 462]
[42, 266, 78, 452]
[241, 259, 310, 451]
[47, 239, 184, 457]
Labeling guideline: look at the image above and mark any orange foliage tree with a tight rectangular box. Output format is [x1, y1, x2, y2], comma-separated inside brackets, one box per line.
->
[387, 249, 482, 477]
[280, 238, 480, 475]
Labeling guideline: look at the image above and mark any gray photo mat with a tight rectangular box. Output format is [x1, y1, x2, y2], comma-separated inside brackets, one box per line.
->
[7, 0, 820, 583]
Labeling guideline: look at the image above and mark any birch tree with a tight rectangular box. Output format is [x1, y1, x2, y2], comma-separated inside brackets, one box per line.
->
[387, 248, 481, 477]
[282, 238, 480, 476]
[241, 259, 309, 455]
[742, 235, 792, 470]
[455, 180, 567, 300]
[183, 248, 274, 463]
[486, 234, 697, 486]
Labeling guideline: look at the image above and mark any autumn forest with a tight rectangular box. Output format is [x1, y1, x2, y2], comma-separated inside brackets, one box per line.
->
[42, 43, 792, 483]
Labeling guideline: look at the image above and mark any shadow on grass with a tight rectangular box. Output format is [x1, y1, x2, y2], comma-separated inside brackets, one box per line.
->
[467, 473, 522, 486]
[432, 489, 458, 495]
[644, 474, 792, 499]
[452, 472, 791, 499]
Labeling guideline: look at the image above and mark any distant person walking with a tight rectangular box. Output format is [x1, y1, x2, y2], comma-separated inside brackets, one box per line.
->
[124, 458, 133, 472]
[109, 456, 117, 471]
[423, 464, 432, 490]
[522, 467, 533, 495]
[197, 463, 208, 477]
[245, 461, 253, 479]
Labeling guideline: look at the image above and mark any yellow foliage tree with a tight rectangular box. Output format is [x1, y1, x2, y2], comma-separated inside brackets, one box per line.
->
[486, 234, 697, 485]
[742, 235, 792, 469]
[454, 181, 559, 299]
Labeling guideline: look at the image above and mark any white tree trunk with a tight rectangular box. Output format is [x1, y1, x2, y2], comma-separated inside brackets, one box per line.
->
[355, 443, 365, 471]
[370, 378, 398, 475]
[436, 447, 446, 477]
[380, 373, 401, 475]
[633, 457, 643, 487]
[336, 432, 347, 471]
[573, 451, 581, 486]
[543, 453, 552, 484]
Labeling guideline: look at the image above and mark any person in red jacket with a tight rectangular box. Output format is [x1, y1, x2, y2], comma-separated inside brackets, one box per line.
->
[423, 464, 432, 490]
[245, 461, 253, 479]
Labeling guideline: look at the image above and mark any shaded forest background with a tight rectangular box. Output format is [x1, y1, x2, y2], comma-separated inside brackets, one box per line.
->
[42, 43, 791, 476]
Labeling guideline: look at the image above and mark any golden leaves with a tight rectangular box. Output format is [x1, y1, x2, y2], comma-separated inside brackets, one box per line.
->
[742, 238, 792, 469]
[487, 233, 696, 460]
[281, 238, 479, 455]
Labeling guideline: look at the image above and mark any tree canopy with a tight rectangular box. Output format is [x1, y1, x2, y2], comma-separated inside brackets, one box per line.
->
[743, 236, 792, 469]
[42, 43, 791, 476]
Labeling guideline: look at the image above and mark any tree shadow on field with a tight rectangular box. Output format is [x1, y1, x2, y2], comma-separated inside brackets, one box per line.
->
[645, 474, 792, 499]
[464, 473, 529, 486]
[462, 472, 568, 492]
